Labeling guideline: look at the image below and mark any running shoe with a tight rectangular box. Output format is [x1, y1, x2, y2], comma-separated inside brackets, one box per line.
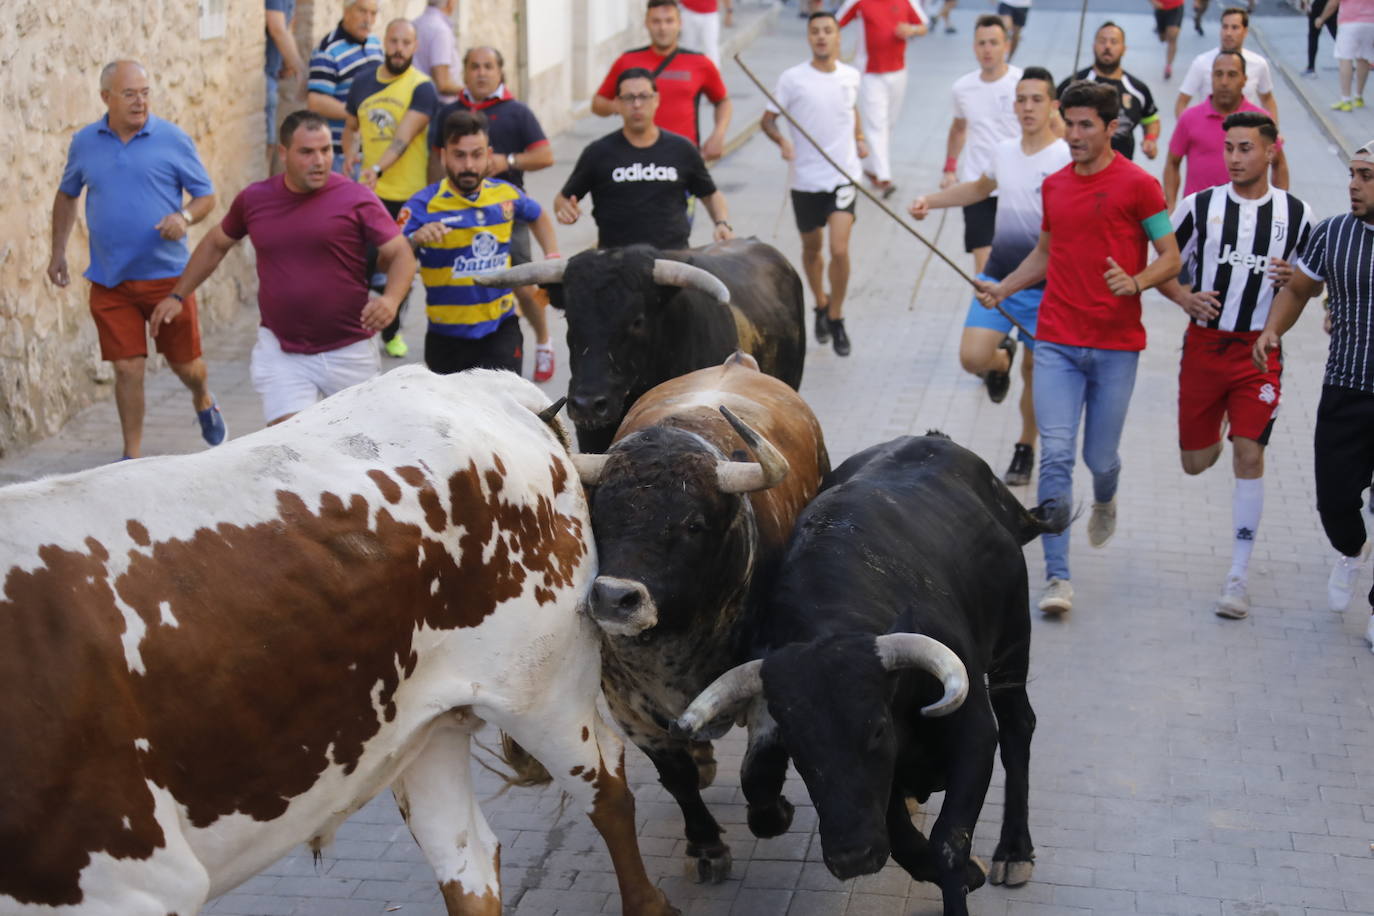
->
[534, 343, 556, 382]
[196, 398, 228, 447]
[814, 307, 831, 344]
[829, 318, 851, 356]
[1328, 544, 1370, 611]
[384, 336, 409, 358]
[1355, 97, 1366, 108]
[1003, 443, 1034, 487]
[1038, 578, 1073, 615]
[984, 336, 1016, 404]
[1214, 575, 1249, 619]
[1088, 498, 1117, 548]
[1332, 99, 1354, 112]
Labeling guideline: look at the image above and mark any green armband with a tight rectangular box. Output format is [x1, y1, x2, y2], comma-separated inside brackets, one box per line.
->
[1141, 209, 1172, 241]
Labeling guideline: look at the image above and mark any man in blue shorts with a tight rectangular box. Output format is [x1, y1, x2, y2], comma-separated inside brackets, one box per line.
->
[908, 66, 1068, 485]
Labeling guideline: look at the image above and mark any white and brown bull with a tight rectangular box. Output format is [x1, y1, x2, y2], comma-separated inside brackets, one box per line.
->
[0, 367, 674, 916]
[570, 353, 829, 882]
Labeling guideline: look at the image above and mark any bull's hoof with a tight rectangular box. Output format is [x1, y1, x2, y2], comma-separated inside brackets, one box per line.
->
[747, 797, 795, 838]
[689, 741, 717, 790]
[684, 843, 732, 884]
[988, 857, 1033, 887]
[964, 855, 988, 892]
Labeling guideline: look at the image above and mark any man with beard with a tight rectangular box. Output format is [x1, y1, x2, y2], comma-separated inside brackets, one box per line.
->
[1254, 141, 1374, 650]
[403, 110, 560, 376]
[1057, 22, 1160, 161]
[152, 111, 414, 425]
[343, 18, 437, 359]
[428, 47, 558, 381]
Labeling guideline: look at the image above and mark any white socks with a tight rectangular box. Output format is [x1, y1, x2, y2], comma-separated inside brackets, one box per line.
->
[1229, 477, 1263, 581]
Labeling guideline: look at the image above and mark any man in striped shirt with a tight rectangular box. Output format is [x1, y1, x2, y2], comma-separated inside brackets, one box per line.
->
[307, 0, 382, 174]
[1255, 141, 1374, 651]
[1159, 112, 1313, 620]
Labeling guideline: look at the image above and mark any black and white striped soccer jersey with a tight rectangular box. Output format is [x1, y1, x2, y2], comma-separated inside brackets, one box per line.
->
[1297, 213, 1374, 394]
[1171, 185, 1315, 332]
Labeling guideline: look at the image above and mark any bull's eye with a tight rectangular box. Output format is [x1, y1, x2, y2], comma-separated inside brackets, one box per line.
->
[629, 315, 646, 332]
[868, 723, 886, 748]
[684, 515, 706, 535]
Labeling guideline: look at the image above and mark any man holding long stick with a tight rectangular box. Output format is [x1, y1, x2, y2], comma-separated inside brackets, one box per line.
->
[976, 82, 1179, 615]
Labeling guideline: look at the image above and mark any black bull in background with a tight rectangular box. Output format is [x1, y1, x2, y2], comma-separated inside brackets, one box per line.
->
[677, 434, 1070, 916]
[476, 238, 805, 453]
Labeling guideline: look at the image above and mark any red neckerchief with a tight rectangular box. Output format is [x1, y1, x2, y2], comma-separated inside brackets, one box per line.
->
[461, 84, 515, 111]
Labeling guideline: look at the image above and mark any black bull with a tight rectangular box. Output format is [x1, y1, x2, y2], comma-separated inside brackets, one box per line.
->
[677, 434, 1069, 916]
[476, 238, 805, 453]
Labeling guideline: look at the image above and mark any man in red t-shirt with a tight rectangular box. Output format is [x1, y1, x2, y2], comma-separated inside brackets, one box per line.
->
[976, 82, 1180, 615]
[836, 0, 927, 196]
[155, 110, 416, 425]
[591, 0, 732, 160]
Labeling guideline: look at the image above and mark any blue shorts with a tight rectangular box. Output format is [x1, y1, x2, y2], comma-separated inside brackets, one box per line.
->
[965, 272, 1040, 351]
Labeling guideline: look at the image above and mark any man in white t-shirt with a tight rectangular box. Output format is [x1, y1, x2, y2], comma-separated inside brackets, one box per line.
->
[943, 15, 1022, 274]
[762, 10, 866, 358]
[1174, 6, 1277, 119]
[910, 66, 1070, 486]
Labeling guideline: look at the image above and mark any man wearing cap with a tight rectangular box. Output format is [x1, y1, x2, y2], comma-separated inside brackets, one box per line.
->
[1254, 141, 1374, 651]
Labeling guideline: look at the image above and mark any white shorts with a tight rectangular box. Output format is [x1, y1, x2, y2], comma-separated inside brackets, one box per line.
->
[250, 326, 380, 423]
[1335, 20, 1374, 62]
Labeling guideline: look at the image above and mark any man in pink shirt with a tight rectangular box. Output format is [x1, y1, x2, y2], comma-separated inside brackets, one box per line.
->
[1165, 49, 1287, 208]
[155, 110, 416, 424]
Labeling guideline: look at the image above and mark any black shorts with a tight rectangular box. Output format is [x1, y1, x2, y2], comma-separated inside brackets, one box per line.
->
[1155, 5, 1184, 35]
[963, 197, 998, 252]
[792, 185, 858, 234]
[997, 2, 1029, 27]
[509, 221, 532, 266]
[425, 315, 523, 376]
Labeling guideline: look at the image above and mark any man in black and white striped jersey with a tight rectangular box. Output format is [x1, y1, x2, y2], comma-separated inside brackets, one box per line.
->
[1158, 111, 1314, 620]
[1255, 139, 1374, 651]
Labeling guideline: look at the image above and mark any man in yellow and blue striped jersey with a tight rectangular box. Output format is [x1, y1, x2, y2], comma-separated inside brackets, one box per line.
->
[402, 108, 560, 375]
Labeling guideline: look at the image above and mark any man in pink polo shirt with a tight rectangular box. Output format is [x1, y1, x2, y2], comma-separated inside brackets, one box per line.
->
[1164, 49, 1287, 209]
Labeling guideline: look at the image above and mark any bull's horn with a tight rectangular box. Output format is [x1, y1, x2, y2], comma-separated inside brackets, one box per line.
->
[675, 659, 763, 737]
[715, 405, 789, 494]
[874, 633, 969, 717]
[571, 452, 610, 486]
[474, 259, 568, 288]
[652, 259, 731, 304]
[537, 397, 567, 426]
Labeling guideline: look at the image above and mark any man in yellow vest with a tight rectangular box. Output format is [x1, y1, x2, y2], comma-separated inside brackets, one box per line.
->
[342, 18, 437, 357]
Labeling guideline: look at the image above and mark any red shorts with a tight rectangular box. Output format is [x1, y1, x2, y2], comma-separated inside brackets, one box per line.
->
[89, 277, 202, 364]
[1178, 324, 1280, 451]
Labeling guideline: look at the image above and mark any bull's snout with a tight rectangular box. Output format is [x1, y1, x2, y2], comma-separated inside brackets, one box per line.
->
[588, 576, 658, 636]
[822, 843, 889, 881]
[568, 393, 615, 425]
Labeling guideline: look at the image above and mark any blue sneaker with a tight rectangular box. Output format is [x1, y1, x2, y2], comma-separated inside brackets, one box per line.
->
[197, 398, 228, 446]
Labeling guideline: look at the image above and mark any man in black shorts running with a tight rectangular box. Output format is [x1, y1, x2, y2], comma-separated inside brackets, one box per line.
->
[762, 11, 865, 356]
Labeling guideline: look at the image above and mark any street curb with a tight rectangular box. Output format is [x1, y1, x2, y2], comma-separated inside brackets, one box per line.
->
[1249, 18, 1354, 160]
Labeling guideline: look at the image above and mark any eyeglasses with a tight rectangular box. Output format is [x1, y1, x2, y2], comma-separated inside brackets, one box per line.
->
[617, 93, 655, 105]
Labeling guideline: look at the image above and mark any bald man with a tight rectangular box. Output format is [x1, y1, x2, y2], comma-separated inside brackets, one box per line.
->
[48, 60, 226, 460]
[342, 18, 437, 358]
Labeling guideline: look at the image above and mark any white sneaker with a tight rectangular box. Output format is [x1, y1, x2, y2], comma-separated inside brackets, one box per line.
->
[1088, 499, 1116, 548]
[1214, 575, 1249, 620]
[1328, 544, 1370, 612]
[1038, 578, 1074, 615]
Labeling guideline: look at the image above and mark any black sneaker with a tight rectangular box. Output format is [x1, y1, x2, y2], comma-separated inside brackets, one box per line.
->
[814, 307, 831, 344]
[829, 318, 851, 356]
[1003, 443, 1034, 487]
[984, 336, 1016, 403]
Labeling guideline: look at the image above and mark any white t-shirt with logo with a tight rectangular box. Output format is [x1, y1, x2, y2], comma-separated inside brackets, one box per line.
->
[1178, 47, 1274, 109]
[982, 136, 1071, 280]
[950, 65, 1023, 185]
[767, 59, 864, 193]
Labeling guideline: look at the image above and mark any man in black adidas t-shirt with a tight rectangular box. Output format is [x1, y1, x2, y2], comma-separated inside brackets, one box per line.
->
[556, 68, 733, 250]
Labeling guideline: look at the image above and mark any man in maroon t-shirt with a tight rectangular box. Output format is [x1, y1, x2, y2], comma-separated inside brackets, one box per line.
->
[157, 110, 416, 425]
[591, 0, 732, 159]
[977, 81, 1180, 615]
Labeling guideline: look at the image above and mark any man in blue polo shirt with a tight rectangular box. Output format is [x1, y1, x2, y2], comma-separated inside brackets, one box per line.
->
[307, 0, 382, 173]
[47, 60, 227, 461]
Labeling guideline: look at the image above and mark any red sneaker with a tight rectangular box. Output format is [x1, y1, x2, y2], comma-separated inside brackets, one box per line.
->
[534, 344, 555, 382]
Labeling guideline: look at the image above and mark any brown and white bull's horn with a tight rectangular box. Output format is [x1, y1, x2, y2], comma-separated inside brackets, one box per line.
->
[676, 659, 763, 737]
[474, 259, 567, 288]
[571, 452, 610, 485]
[715, 405, 789, 494]
[652, 259, 731, 304]
[874, 633, 969, 718]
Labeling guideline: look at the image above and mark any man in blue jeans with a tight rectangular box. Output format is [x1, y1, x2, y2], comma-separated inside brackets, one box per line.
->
[977, 81, 1180, 614]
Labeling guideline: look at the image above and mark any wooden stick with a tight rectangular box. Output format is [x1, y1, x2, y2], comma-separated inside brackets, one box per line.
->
[734, 52, 1035, 340]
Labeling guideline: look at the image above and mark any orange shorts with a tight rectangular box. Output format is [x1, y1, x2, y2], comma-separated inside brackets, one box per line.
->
[89, 277, 202, 363]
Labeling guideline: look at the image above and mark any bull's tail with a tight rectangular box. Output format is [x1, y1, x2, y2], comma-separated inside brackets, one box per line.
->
[1015, 499, 1076, 545]
[474, 732, 554, 790]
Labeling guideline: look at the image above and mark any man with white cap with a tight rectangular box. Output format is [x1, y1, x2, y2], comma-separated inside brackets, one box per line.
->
[1254, 140, 1374, 650]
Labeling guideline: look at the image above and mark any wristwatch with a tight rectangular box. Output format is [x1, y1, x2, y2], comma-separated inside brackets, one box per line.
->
[715, 220, 732, 231]
[371, 164, 383, 176]
[507, 152, 518, 171]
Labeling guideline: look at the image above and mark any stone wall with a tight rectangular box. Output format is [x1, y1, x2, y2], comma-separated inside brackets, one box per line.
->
[0, 1, 264, 457]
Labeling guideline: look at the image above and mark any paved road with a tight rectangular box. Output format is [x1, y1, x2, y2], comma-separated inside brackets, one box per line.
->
[7, 2, 1374, 914]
